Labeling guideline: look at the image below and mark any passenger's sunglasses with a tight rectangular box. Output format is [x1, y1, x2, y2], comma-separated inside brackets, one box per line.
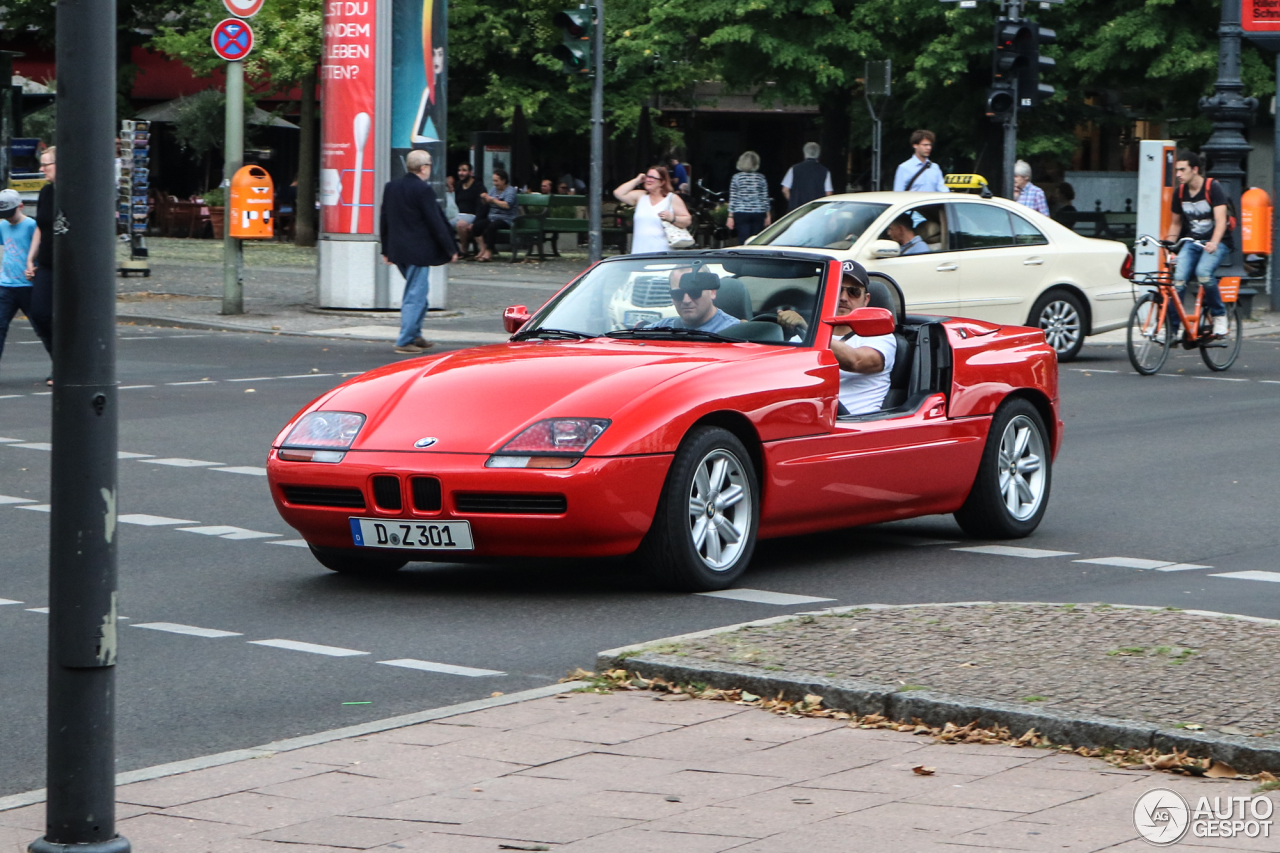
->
[671, 288, 707, 301]
[644, 174, 660, 181]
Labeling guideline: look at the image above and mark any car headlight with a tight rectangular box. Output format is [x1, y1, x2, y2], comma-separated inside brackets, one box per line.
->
[486, 418, 610, 469]
[277, 411, 365, 463]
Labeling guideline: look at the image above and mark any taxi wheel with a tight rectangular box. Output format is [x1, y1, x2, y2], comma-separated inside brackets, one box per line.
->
[1030, 290, 1085, 362]
[308, 544, 408, 575]
[636, 426, 759, 592]
[954, 398, 1051, 539]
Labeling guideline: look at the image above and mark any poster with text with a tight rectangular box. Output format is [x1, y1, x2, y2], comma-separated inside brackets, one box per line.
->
[391, 0, 446, 198]
[321, 0, 377, 235]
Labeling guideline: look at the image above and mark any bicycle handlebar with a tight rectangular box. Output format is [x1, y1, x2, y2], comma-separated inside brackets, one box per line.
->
[1135, 234, 1203, 251]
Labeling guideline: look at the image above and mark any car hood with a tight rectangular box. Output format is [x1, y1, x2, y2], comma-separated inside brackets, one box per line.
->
[325, 340, 746, 455]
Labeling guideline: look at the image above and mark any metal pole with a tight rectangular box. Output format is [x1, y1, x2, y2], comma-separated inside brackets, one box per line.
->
[588, 0, 604, 262]
[30, 1, 130, 851]
[1003, 78, 1017, 200]
[222, 60, 245, 315]
[865, 95, 881, 192]
[1272, 52, 1280, 311]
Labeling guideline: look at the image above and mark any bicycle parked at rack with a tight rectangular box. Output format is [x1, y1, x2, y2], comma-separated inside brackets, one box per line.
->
[1125, 235, 1243, 375]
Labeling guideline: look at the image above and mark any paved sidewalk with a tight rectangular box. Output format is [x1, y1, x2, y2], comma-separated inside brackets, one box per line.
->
[2, 686, 1275, 852]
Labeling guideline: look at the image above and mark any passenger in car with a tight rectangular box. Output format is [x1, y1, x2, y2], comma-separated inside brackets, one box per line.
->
[649, 269, 741, 333]
[829, 262, 896, 415]
[886, 214, 930, 255]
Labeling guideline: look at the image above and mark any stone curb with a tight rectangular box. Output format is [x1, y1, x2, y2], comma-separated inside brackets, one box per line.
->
[0, 680, 587, 814]
[595, 601, 1280, 775]
[114, 312, 499, 344]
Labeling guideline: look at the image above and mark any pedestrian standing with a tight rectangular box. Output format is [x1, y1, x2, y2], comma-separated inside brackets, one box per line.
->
[1012, 160, 1049, 215]
[380, 149, 457, 355]
[0, 189, 51, 375]
[781, 143, 833, 211]
[614, 165, 693, 254]
[726, 151, 771, 242]
[668, 155, 690, 192]
[892, 130, 949, 193]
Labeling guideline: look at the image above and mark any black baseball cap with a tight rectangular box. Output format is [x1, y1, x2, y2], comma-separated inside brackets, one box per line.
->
[840, 259, 869, 289]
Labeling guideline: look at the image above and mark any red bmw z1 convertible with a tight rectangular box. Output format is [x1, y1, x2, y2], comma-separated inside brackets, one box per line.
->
[267, 250, 1061, 591]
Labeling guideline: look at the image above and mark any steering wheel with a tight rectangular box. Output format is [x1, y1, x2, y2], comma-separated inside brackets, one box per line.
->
[751, 312, 782, 324]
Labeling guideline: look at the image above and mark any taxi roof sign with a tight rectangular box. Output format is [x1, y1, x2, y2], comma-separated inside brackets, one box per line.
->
[945, 173, 993, 197]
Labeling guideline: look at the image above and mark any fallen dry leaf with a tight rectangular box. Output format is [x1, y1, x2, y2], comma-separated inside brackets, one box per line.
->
[912, 765, 936, 776]
[740, 691, 760, 702]
[957, 662, 978, 668]
[1149, 753, 1184, 770]
[658, 693, 692, 702]
[1182, 723, 1205, 731]
[803, 694, 824, 706]
[1205, 761, 1239, 778]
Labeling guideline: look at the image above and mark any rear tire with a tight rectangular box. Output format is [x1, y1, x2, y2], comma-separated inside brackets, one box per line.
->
[309, 544, 408, 576]
[1199, 304, 1242, 372]
[634, 426, 759, 592]
[1030, 290, 1086, 362]
[954, 398, 1051, 539]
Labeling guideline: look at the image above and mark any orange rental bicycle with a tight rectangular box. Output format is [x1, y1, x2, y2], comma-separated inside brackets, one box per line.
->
[1125, 236, 1242, 375]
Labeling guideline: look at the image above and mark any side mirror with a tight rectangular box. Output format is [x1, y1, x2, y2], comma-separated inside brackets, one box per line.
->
[822, 306, 895, 337]
[868, 239, 901, 259]
[503, 305, 531, 334]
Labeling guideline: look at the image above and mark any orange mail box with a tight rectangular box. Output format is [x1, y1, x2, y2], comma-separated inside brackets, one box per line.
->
[229, 165, 274, 239]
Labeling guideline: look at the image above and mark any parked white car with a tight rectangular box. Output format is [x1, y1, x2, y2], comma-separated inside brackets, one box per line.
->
[745, 192, 1133, 360]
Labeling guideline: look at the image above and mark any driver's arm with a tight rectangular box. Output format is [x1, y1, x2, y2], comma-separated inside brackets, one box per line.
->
[831, 338, 885, 374]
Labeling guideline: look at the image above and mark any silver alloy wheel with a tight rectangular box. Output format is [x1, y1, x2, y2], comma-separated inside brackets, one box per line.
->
[687, 448, 752, 571]
[1038, 299, 1081, 355]
[998, 414, 1046, 521]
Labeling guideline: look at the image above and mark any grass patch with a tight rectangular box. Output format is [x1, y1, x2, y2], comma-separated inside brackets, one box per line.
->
[897, 684, 930, 692]
[1107, 647, 1148, 657]
[1021, 695, 1048, 703]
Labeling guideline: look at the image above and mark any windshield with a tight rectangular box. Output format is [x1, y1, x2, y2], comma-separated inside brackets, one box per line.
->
[751, 200, 890, 250]
[520, 255, 826, 345]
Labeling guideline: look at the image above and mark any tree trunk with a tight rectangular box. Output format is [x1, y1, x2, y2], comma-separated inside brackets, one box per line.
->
[294, 67, 318, 247]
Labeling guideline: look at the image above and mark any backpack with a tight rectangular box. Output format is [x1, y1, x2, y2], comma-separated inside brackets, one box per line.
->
[1179, 177, 1237, 235]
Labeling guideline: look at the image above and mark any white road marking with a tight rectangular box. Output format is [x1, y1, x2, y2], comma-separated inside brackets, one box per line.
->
[1074, 557, 1175, 570]
[268, 539, 310, 548]
[278, 373, 334, 379]
[141, 458, 222, 467]
[1193, 376, 1248, 382]
[0, 395, 22, 400]
[1259, 380, 1280, 385]
[210, 466, 267, 476]
[177, 526, 279, 540]
[696, 589, 836, 606]
[31, 392, 51, 396]
[26, 607, 48, 613]
[12, 443, 51, 451]
[17, 504, 50, 512]
[226, 377, 274, 382]
[954, 545, 1078, 558]
[0, 495, 35, 504]
[0, 598, 22, 605]
[0, 437, 20, 442]
[1068, 368, 1119, 373]
[1154, 564, 1213, 572]
[861, 532, 960, 547]
[166, 381, 217, 386]
[249, 639, 368, 657]
[1209, 571, 1280, 584]
[118, 514, 199, 526]
[378, 659, 506, 677]
[133, 622, 242, 638]
[119, 385, 155, 390]
[117, 451, 154, 459]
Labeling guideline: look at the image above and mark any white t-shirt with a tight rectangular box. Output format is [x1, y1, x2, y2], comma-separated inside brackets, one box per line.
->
[838, 332, 897, 415]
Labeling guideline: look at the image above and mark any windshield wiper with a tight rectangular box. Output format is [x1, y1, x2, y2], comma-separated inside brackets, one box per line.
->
[606, 327, 734, 342]
[512, 327, 596, 341]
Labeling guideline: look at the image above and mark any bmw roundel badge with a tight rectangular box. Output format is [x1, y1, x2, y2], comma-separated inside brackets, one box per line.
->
[414, 436, 438, 448]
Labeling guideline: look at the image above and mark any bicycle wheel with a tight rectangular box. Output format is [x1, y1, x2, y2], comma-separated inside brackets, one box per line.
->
[1200, 304, 1243, 371]
[1126, 293, 1171, 375]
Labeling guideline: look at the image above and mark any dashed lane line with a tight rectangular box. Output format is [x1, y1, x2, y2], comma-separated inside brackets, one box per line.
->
[378, 659, 506, 677]
[16, 505, 49, 512]
[0, 496, 34, 505]
[210, 466, 268, 476]
[249, 639, 369, 657]
[177, 526, 279, 540]
[0, 599, 22, 606]
[132, 622, 242, 639]
[953, 545, 1078, 558]
[25, 607, 47, 614]
[696, 589, 836, 606]
[269, 539, 309, 548]
[12, 443, 50, 451]
[117, 451, 155, 460]
[1209, 571, 1280, 584]
[141, 457, 223, 468]
[119, 385, 155, 390]
[1, 370, 354, 402]
[118, 514, 199, 526]
[1073, 557, 1212, 571]
[166, 380, 217, 386]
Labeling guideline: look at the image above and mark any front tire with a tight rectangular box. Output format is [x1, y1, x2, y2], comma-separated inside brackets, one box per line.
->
[1126, 293, 1171, 376]
[309, 544, 408, 576]
[635, 426, 759, 591]
[1030, 290, 1086, 362]
[954, 399, 1051, 539]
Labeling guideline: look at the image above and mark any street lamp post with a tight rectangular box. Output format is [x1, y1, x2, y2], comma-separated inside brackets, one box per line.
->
[28, 1, 131, 851]
[1199, 0, 1257, 284]
[588, 0, 604, 263]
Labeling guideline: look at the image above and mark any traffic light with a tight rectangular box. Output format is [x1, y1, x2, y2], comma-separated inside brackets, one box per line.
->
[1022, 24, 1056, 110]
[552, 9, 592, 75]
[986, 85, 1015, 123]
[993, 18, 1031, 87]
[991, 18, 1054, 113]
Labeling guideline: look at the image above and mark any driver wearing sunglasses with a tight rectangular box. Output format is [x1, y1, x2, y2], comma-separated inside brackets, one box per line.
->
[648, 268, 741, 333]
[829, 261, 896, 415]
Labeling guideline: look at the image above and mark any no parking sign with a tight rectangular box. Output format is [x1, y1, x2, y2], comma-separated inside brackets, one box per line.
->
[223, 0, 265, 16]
[211, 18, 255, 61]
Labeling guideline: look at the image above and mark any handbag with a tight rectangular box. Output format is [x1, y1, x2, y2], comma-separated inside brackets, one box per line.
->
[658, 196, 695, 248]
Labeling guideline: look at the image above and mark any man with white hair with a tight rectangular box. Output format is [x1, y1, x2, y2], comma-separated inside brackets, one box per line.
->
[380, 149, 458, 354]
[1013, 160, 1049, 215]
[781, 142, 833, 211]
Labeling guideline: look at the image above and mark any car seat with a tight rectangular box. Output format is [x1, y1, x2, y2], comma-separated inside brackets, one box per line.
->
[918, 220, 942, 251]
[866, 276, 913, 410]
[715, 277, 753, 320]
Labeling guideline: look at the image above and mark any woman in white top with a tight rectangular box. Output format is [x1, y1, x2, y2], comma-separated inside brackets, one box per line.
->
[614, 165, 692, 254]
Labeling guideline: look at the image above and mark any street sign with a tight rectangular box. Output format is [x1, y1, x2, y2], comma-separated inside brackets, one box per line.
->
[212, 18, 255, 61]
[1243, 0, 1280, 51]
[224, 0, 265, 17]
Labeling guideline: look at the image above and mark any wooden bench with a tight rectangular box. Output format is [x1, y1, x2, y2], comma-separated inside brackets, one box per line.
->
[540, 195, 628, 255]
[487, 193, 550, 262]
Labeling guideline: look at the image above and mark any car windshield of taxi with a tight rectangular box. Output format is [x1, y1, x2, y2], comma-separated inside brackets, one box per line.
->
[514, 254, 826, 345]
[750, 200, 891, 250]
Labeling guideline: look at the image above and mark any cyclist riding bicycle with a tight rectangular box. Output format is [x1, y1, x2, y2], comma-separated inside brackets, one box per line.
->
[1165, 150, 1231, 338]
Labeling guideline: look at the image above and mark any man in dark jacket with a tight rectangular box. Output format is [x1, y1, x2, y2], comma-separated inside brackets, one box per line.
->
[781, 142, 833, 211]
[381, 149, 458, 354]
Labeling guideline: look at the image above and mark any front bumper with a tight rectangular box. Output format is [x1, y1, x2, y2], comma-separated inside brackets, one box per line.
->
[267, 450, 673, 558]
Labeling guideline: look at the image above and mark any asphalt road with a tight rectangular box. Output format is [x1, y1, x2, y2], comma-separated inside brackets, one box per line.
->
[2, 322, 1279, 798]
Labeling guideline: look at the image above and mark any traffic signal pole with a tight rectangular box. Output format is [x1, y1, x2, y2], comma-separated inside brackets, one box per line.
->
[29, 1, 131, 850]
[589, 0, 604, 262]
[1002, 78, 1017, 201]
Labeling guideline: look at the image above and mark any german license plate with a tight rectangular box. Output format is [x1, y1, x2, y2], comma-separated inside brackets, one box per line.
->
[349, 518, 474, 551]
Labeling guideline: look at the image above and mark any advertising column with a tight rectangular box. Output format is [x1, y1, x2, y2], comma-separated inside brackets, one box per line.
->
[319, 0, 380, 307]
